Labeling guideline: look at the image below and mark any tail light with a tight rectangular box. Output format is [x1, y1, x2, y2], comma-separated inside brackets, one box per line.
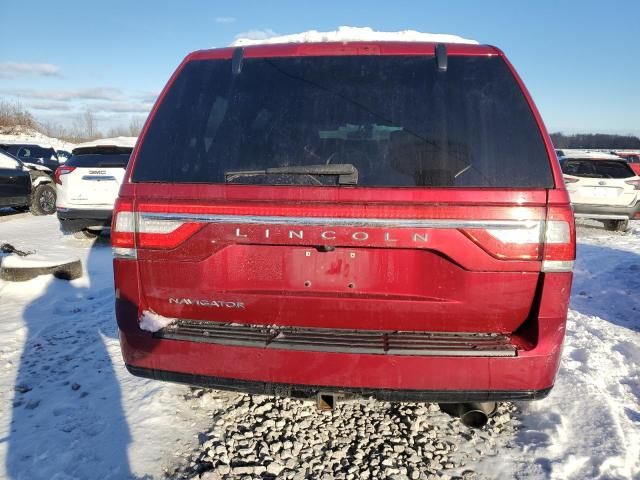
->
[624, 179, 640, 190]
[111, 198, 205, 259]
[461, 207, 575, 271]
[54, 166, 75, 184]
[541, 205, 575, 272]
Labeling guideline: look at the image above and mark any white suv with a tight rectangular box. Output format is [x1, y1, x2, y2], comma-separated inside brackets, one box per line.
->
[55, 137, 136, 238]
[560, 152, 640, 231]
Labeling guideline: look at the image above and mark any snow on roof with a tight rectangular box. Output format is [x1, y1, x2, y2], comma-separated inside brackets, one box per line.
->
[231, 26, 479, 47]
[560, 151, 623, 160]
[72, 136, 137, 152]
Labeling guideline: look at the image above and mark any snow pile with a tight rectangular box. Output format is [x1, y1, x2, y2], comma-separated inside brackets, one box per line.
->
[139, 310, 176, 332]
[232, 26, 478, 47]
[1, 252, 80, 269]
[0, 125, 76, 152]
[0, 215, 216, 479]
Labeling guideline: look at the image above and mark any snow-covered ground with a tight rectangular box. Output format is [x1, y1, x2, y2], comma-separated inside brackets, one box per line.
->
[0, 213, 638, 479]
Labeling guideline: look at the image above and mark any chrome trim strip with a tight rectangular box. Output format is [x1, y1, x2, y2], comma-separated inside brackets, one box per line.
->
[82, 175, 117, 181]
[138, 212, 540, 230]
[113, 247, 137, 259]
[574, 213, 629, 220]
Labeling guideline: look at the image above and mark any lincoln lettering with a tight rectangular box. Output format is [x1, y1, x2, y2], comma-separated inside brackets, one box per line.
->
[233, 228, 429, 243]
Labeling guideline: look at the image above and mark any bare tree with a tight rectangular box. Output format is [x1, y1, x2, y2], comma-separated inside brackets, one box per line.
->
[106, 125, 129, 137]
[83, 109, 97, 139]
[0, 98, 37, 129]
[128, 116, 144, 136]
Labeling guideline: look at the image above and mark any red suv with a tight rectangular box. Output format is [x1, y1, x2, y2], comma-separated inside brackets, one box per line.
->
[112, 41, 575, 423]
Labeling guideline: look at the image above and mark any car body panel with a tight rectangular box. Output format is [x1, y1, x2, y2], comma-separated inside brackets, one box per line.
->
[0, 151, 31, 208]
[57, 167, 126, 209]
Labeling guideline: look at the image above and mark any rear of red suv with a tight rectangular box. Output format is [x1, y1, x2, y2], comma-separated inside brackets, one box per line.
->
[113, 41, 574, 414]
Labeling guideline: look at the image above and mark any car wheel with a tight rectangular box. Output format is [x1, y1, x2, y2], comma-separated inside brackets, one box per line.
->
[29, 184, 57, 216]
[73, 229, 99, 239]
[603, 219, 628, 232]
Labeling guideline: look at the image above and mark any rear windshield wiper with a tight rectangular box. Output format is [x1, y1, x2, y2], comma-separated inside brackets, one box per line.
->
[225, 163, 358, 185]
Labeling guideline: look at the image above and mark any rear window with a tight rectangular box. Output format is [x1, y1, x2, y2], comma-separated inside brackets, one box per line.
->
[132, 55, 553, 188]
[66, 152, 131, 168]
[561, 159, 635, 178]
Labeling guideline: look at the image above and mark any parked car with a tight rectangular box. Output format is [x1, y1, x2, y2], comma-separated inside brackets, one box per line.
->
[0, 150, 32, 211]
[0, 143, 61, 171]
[112, 39, 575, 425]
[561, 152, 640, 231]
[0, 149, 57, 215]
[55, 137, 136, 238]
[611, 151, 640, 175]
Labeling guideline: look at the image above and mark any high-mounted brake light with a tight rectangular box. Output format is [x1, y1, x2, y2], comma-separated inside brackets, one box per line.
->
[54, 166, 75, 184]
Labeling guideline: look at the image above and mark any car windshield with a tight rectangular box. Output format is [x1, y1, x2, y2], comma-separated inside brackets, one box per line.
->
[132, 55, 553, 187]
[561, 159, 635, 178]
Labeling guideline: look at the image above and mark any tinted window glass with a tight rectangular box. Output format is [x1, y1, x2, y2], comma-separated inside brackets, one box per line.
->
[133, 56, 553, 187]
[17, 146, 57, 161]
[561, 160, 634, 178]
[66, 153, 130, 168]
[1, 145, 20, 156]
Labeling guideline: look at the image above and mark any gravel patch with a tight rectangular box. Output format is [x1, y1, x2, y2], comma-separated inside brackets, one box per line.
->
[168, 390, 518, 480]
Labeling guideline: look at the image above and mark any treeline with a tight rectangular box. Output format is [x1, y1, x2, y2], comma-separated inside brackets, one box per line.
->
[551, 132, 640, 149]
[0, 98, 143, 143]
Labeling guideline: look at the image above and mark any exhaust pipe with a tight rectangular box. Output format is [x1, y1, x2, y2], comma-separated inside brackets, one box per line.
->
[438, 402, 497, 428]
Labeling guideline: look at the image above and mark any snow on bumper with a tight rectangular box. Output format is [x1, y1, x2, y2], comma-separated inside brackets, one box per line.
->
[139, 310, 177, 332]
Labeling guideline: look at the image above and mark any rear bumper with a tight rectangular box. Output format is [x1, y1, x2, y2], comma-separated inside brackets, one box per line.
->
[572, 200, 640, 220]
[57, 207, 112, 231]
[119, 327, 564, 396]
[126, 364, 552, 402]
[116, 261, 572, 400]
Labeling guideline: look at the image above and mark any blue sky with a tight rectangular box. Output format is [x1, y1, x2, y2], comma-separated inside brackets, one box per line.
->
[2, 0, 639, 135]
